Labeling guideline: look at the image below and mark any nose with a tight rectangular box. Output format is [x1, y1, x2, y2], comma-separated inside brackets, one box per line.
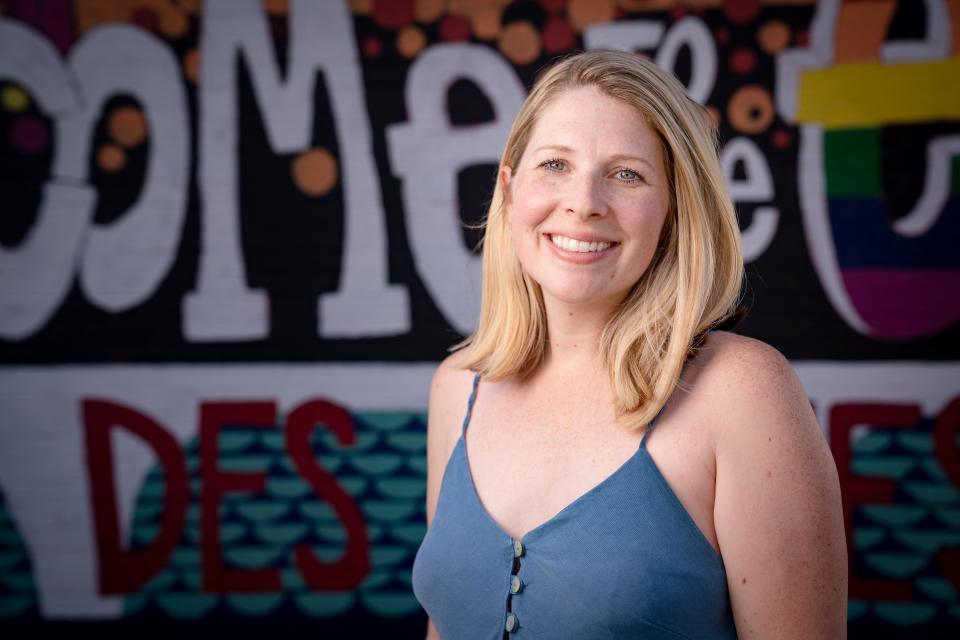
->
[563, 171, 606, 219]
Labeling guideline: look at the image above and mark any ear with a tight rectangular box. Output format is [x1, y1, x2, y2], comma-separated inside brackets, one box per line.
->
[499, 165, 513, 207]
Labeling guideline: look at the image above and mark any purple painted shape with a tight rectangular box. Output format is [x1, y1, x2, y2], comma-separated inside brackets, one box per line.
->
[4, 0, 76, 54]
[841, 268, 960, 340]
[10, 114, 49, 155]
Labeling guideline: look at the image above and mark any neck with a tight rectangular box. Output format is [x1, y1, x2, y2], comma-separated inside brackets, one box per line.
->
[540, 297, 618, 376]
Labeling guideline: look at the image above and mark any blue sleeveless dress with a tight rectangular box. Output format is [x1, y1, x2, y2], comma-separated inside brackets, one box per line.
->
[412, 373, 739, 639]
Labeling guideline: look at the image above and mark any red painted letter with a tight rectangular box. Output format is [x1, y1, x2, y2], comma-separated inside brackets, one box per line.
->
[934, 397, 960, 589]
[286, 400, 369, 589]
[83, 399, 188, 594]
[201, 401, 281, 591]
[830, 403, 919, 600]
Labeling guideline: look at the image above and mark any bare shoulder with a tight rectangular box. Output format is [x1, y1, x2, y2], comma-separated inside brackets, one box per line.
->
[684, 330, 810, 442]
[424, 349, 477, 526]
[428, 349, 478, 433]
[696, 332, 847, 638]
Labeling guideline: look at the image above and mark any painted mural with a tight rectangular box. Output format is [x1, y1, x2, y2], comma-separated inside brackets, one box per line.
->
[0, 0, 958, 638]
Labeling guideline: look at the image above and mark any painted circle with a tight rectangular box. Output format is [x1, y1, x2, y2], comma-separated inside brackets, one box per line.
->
[1, 85, 29, 113]
[440, 15, 472, 41]
[109, 106, 148, 148]
[10, 115, 48, 154]
[567, 0, 614, 32]
[540, 0, 565, 13]
[414, 0, 445, 23]
[97, 144, 126, 172]
[350, 0, 374, 15]
[448, 0, 499, 18]
[616, 0, 661, 9]
[727, 85, 774, 134]
[177, 0, 202, 14]
[758, 20, 791, 54]
[397, 25, 427, 58]
[184, 49, 200, 83]
[293, 148, 339, 197]
[730, 47, 756, 74]
[264, 0, 288, 16]
[723, 0, 761, 24]
[373, 0, 414, 29]
[131, 7, 158, 32]
[471, 6, 502, 40]
[498, 21, 541, 65]
[771, 129, 791, 149]
[363, 36, 382, 57]
[542, 16, 575, 54]
[158, 5, 189, 38]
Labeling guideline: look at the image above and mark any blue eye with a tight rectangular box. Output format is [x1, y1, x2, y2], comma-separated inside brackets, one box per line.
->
[540, 158, 565, 171]
[616, 168, 642, 182]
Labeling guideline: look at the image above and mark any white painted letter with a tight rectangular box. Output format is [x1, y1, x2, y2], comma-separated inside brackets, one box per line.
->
[386, 44, 525, 334]
[0, 19, 94, 340]
[720, 137, 779, 262]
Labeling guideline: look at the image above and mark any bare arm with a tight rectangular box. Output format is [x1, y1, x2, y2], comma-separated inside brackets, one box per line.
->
[710, 336, 847, 638]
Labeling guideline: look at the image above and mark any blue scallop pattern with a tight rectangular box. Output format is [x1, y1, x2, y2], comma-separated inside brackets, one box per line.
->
[120, 411, 428, 619]
[850, 416, 960, 632]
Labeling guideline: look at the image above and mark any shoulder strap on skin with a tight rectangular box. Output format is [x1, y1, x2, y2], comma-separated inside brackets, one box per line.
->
[461, 372, 482, 436]
[640, 402, 666, 450]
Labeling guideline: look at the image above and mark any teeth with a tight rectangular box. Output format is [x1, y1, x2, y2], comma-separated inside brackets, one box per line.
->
[551, 235, 611, 253]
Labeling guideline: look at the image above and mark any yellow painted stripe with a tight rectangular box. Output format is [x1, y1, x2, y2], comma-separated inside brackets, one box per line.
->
[796, 57, 960, 127]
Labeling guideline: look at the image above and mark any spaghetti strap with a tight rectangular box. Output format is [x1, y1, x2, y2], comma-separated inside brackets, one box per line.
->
[461, 372, 482, 436]
[640, 402, 666, 450]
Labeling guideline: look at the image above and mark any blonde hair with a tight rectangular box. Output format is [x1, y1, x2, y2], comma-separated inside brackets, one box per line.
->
[459, 50, 744, 431]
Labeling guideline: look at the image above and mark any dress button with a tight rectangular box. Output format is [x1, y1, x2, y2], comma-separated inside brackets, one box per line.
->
[505, 612, 518, 632]
[513, 539, 524, 557]
[510, 574, 523, 594]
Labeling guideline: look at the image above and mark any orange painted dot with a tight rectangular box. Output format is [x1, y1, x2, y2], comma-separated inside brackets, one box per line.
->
[727, 85, 774, 135]
[293, 148, 339, 197]
[397, 25, 427, 58]
[158, 4, 189, 39]
[567, 0, 614, 32]
[498, 21, 541, 65]
[758, 20, 791, 55]
[264, 0, 288, 16]
[414, 0, 444, 23]
[108, 106, 148, 148]
[97, 144, 126, 172]
[176, 0, 203, 14]
[471, 6, 502, 40]
[448, 0, 497, 18]
[184, 49, 200, 83]
[350, 0, 374, 15]
[616, 0, 672, 10]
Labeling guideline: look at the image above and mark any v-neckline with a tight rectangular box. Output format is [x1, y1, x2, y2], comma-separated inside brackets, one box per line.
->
[458, 429, 647, 545]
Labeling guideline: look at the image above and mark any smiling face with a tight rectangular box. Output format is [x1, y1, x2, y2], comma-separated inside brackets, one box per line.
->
[501, 84, 672, 312]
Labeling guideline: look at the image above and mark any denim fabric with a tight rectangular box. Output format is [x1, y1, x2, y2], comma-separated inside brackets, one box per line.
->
[413, 373, 738, 639]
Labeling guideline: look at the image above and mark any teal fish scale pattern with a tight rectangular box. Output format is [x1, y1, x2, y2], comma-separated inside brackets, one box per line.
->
[122, 411, 428, 618]
[849, 419, 960, 630]
[0, 488, 39, 618]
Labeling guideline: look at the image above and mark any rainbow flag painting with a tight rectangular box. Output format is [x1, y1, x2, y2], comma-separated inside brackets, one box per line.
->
[778, 0, 960, 340]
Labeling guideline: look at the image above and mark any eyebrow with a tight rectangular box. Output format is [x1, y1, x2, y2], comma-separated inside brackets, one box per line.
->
[531, 145, 657, 171]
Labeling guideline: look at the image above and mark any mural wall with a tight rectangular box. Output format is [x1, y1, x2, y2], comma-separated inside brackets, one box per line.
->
[0, 0, 958, 637]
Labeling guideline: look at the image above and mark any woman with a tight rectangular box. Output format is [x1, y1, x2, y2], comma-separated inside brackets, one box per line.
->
[412, 50, 847, 639]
